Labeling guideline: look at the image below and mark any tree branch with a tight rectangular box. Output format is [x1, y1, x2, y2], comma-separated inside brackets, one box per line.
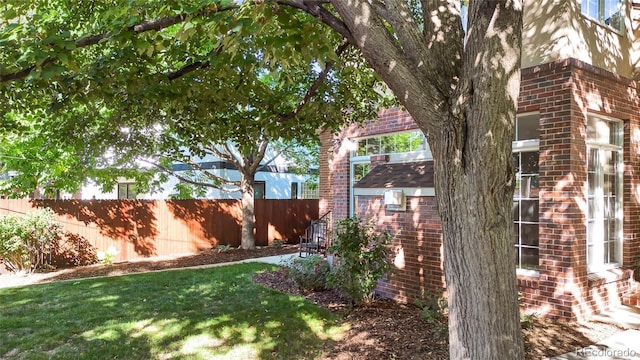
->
[222, 142, 244, 170]
[248, 138, 270, 174]
[280, 40, 349, 121]
[204, 144, 233, 162]
[1, 5, 237, 83]
[329, 0, 447, 130]
[382, 0, 428, 66]
[165, 61, 210, 81]
[259, 143, 292, 169]
[420, 0, 464, 98]
[141, 158, 241, 191]
[1, 58, 58, 82]
[173, 155, 243, 188]
[165, 43, 226, 81]
[369, 1, 391, 22]
[275, 0, 356, 45]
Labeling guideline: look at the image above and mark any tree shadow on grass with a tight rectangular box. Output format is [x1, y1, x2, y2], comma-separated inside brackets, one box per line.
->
[0, 263, 339, 360]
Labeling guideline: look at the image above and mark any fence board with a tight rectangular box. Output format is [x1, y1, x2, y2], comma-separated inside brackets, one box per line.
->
[0, 199, 318, 262]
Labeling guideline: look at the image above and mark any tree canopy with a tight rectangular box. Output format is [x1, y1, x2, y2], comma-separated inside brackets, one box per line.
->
[1, 1, 525, 358]
[0, 1, 388, 198]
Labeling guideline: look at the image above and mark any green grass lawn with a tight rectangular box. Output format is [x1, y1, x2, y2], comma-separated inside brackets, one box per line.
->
[0, 263, 345, 359]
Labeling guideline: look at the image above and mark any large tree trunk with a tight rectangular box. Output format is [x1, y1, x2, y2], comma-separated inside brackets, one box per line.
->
[430, 115, 524, 359]
[328, 1, 525, 358]
[430, 2, 525, 356]
[240, 178, 256, 249]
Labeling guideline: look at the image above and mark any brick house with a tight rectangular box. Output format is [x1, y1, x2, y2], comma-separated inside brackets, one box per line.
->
[319, 0, 640, 320]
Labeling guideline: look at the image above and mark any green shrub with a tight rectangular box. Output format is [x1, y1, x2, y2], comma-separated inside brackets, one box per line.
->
[0, 215, 27, 272]
[327, 217, 392, 305]
[0, 209, 60, 273]
[216, 244, 231, 253]
[282, 254, 331, 290]
[415, 293, 448, 337]
[518, 292, 537, 330]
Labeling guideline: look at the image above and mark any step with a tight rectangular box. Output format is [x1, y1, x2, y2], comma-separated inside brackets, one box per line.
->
[623, 293, 640, 306]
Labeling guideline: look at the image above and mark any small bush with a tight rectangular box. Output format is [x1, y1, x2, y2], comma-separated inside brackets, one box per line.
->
[216, 244, 231, 253]
[97, 246, 119, 265]
[415, 293, 448, 337]
[519, 292, 538, 330]
[282, 254, 331, 290]
[0, 215, 26, 272]
[327, 217, 392, 305]
[271, 239, 285, 248]
[0, 209, 60, 273]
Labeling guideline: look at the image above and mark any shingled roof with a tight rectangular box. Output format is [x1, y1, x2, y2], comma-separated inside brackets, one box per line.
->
[354, 161, 435, 189]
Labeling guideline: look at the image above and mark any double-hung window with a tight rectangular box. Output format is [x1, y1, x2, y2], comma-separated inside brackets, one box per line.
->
[586, 115, 623, 272]
[581, 0, 624, 32]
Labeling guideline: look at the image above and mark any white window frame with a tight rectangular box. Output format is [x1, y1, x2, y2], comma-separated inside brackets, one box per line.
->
[586, 114, 623, 273]
[348, 130, 434, 217]
[513, 112, 541, 275]
[349, 160, 370, 217]
[351, 130, 432, 159]
[581, 0, 625, 33]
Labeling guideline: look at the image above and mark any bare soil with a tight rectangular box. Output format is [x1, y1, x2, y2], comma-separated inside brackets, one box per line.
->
[1, 245, 626, 359]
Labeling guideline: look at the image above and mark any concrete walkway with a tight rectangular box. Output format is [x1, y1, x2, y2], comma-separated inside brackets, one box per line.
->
[0, 253, 300, 289]
[548, 305, 640, 360]
[182, 253, 298, 270]
[244, 253, 298, 265]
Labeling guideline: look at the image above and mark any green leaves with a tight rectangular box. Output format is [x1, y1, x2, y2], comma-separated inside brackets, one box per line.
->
[327, 217, 393, 305]
[0, 0, 390, 198]
[0, 208, 60, 273]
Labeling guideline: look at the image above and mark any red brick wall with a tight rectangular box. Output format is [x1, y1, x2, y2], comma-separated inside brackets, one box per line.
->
[319, 108, 419, 223]
[520, 59, 581, 319]
[355, 195, 445, 302]
[507, 59, 640, 318]
[319, 130, 334, 218]
[319, 59, 640, 320]
[570, 59, 640, 317]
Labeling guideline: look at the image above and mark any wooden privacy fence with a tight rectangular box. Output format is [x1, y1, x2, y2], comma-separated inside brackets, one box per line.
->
[0, 199, 318, 262]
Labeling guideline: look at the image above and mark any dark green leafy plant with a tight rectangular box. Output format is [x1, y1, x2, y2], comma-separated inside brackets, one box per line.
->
[518, 292, 537, 330]
[282, 254, 331, 290]
[415, 293, 449, 337]
[327, 217, 392, 305]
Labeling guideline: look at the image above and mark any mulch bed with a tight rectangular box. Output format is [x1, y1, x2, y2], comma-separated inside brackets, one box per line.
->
[253, 267, 626, 359]
[2, 244, 627, 359]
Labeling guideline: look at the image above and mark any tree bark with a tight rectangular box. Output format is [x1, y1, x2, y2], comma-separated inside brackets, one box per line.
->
[239, 177, 257, 250]
[327, 1, 525, 358]
[432, 114, 524, 359]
